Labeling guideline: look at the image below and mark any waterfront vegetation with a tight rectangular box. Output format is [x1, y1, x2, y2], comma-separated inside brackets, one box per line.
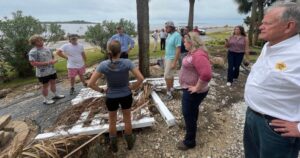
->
[0, 31, 262, 89]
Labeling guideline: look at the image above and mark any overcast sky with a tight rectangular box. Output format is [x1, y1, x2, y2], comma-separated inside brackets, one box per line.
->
[0, 0, 246, 26]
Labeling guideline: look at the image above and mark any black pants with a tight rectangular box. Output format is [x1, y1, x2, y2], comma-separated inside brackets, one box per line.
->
[227, 51, 244, 83]
[182, 89, 208, 147]
[160, 38, 166, 50]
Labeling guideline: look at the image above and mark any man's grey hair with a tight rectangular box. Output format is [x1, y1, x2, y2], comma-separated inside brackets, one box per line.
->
[266, 1, 300, 33]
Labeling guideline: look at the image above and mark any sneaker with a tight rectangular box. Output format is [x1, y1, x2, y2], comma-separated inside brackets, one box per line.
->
[110, 136, 118, 153]
[70, 87, 75, 95]
[52, 94, 65, 100]
[164, 94, 173, 101]
[43, 99, 55, 105]
[124, 134, 136, 150]
[176, 141, 194, 151]
[226, 82, 232, 86]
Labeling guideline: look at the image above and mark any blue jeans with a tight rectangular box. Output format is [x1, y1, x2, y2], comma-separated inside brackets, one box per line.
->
[227, 51, 244, 83]
[244, 108, 300, 158]
[182, 89, 208, 147]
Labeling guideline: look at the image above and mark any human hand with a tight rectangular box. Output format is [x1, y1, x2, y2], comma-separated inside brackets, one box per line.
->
[243, 60, 250, 67]
[171, 62, 177, 69]
[270, 119, 300, 137]
[188, 86, 198, 94]
[49, 59, 58, 65]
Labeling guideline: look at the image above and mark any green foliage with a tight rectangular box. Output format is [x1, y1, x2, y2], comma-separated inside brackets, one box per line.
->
[85, 19, 136, 54]
[0, 11, 65, 77]
[0, 11, 44, 77]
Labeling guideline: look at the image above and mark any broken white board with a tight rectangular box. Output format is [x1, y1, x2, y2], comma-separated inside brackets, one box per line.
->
[71, 88, 105, 105]
[151, 91, 176, 127]
[35, 117, 155, 140]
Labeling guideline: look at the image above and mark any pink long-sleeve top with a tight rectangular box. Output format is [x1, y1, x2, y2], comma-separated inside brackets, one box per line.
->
[179, 49, 212, 93]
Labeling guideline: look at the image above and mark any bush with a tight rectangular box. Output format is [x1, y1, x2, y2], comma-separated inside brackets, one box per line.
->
[84, 18, 136, 54]
[0, 11, 65, 77]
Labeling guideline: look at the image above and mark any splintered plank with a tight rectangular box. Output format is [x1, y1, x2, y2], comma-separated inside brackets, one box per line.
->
[151, 91, 176, 127]
[70, 111, 90, 130]
[35, 117, 155, 140]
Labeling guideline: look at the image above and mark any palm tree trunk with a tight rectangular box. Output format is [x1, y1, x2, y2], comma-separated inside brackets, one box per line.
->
[254, 0, 264, 46]
[188, 0, 195, 30]
[248, 0, 257, 46]
[136, 0, 150, 77]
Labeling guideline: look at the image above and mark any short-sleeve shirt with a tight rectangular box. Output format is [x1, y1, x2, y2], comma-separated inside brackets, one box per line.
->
[59, 43, 84, 68]
[165, 31, 182, 60]
[28, 47, 56, 77]
[228, 36, 246, 53]
[96, 59, 135, 98]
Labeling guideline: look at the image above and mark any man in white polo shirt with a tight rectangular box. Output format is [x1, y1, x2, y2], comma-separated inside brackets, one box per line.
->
[57, 34, 87, 95]
[243, 2, 300, 158]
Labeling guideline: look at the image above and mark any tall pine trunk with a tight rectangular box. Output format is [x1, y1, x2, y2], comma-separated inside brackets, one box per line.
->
[136, 0, 150, 77]
[188, 0, 195, 30]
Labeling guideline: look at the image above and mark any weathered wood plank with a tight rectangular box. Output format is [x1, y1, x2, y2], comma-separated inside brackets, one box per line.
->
[151, 91, 176, 127]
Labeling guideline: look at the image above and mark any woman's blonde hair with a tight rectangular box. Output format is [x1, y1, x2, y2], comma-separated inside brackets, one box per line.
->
[28, 34, 43, 46]
[184, 32, 208, 53]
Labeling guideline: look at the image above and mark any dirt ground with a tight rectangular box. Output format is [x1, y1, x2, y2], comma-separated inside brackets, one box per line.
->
[49, 65, 249, 158]
[91, 67, 248, 158]
[0, 63, 249, 158]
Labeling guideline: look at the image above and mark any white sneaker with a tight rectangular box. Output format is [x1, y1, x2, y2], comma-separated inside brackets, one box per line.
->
[226, 82, 232, 86]
[43, 99, 55, 105]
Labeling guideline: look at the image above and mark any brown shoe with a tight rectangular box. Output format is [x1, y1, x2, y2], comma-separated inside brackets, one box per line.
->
[110, 136, 118, 153]
[124, 134, 136, 150]
[176, 141, 193, 151]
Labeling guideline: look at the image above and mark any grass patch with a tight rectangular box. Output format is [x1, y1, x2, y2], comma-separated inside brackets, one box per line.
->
[128, 43, 165, 60]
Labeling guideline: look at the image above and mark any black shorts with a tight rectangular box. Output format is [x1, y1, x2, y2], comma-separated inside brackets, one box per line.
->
[105, 94, 133, 111]
[38, 73, 57, 84]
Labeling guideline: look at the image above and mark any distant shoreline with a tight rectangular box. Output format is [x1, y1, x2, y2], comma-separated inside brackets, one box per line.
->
[41, 20, 97, 24]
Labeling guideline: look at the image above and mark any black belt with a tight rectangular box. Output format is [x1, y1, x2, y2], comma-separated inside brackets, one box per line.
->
[249, 108, 277, 121]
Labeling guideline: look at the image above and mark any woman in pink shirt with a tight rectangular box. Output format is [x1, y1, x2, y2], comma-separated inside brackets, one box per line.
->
[177, 32, 212, 150]
[225, 26, 249, 86]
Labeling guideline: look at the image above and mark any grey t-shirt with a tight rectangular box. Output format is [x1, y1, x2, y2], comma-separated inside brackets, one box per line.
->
[97, 59, 135, 98]
[28, 47, 56, 77]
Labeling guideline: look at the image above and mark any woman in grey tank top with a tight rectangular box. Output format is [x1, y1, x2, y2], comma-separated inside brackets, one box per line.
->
[88, 40, 144, 152]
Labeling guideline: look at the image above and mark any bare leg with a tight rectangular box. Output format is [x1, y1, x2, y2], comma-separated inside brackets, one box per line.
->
[165, 78, 174, 92]
[122, 109, 132, 135]
[109, 111, 118, 136]
[78, 74, 86, 86]
[49, 79, 56, 94]
[70, 77, 75, 88]
[42, 83, 49, 97]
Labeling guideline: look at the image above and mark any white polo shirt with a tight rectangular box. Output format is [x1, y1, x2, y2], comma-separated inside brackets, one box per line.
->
[59, 43, 85, 68]
[244, 34, 300, 132]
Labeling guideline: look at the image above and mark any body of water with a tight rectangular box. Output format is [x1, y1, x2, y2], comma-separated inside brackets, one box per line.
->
[58, 19, 244, 35]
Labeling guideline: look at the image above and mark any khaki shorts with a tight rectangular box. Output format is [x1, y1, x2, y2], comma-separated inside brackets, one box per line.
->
[164, 59, 176, 79]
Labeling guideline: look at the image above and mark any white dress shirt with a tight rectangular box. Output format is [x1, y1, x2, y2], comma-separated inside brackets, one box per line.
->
[244, 34, 300, 132]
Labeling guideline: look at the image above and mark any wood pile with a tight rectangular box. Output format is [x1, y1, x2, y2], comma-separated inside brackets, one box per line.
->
[0, 115, 30, 158]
